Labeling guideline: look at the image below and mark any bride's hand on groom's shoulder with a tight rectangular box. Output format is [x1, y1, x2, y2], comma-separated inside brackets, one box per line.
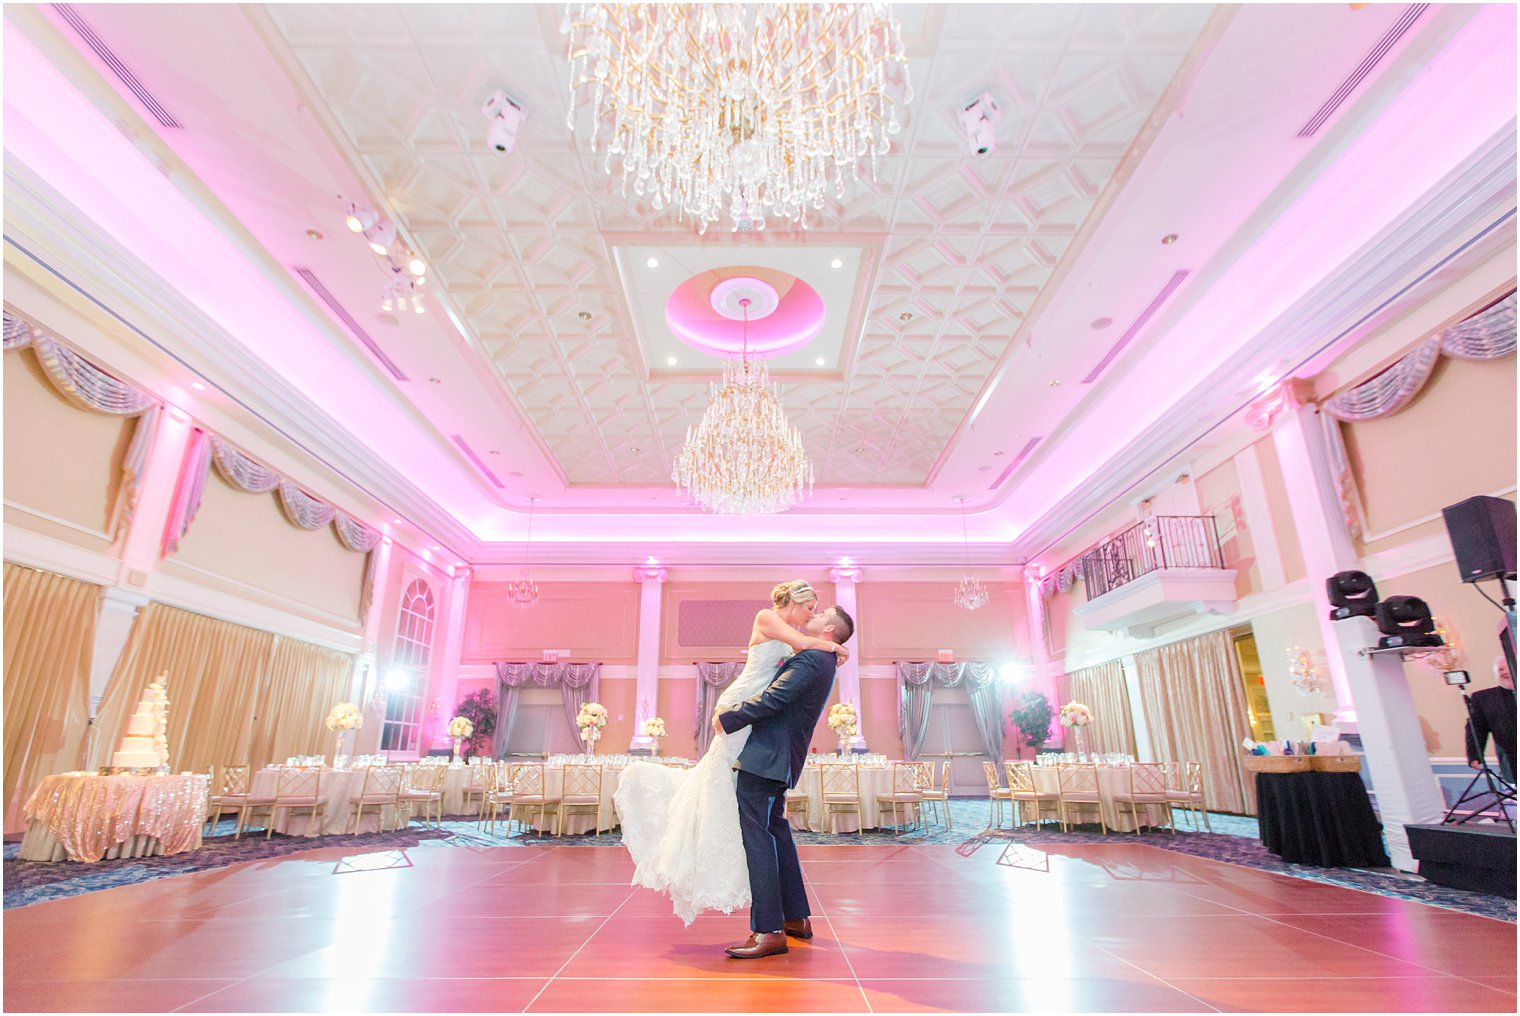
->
[832, 644, 850, 664]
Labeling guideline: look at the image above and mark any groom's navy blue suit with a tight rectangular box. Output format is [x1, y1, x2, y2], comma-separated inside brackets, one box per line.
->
[719, 647, 838, 933]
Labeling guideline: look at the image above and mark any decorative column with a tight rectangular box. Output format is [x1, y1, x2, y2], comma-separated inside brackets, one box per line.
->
[429, 567, 471, 752]
[631, 564, 666, 752]
[829, 566, 866, 750]
[1256, 384, 1444, 870]
[354, 536, 396, 756]
[1022, 573, 1057, 703]
[117, 407, 193, 575]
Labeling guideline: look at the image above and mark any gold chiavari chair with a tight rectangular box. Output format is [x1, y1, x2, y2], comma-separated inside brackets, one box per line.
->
[206, 764, 250, 835]
[1165, 761, 1210, 831]
[399, 765, 445, 828]
[462, 762, 491, 819]
[479, 764, 512, 833]
[1055, 763, 1107, 834]
[1005, 761, 1059, 830]
[239, 768, 326, 840]
[982, 761, 1012, 830]
[914, 761, 951, 831]
[785, 767, 816, 830]
[818, 762, 863, 834]
[507, 762, 553, 836]
[1113, 762, 1174, 834]
[347, 766, 403, 834]
[876, 762, 924, 834]
[557, 763, 604, 836]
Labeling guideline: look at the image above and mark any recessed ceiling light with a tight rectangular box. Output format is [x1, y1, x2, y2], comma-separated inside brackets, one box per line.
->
[646, 257, 659, 268]
[830, 257, 843, 269]
[666, 355, 678, 366]
[814, 357, 826, 367]
[577, 310, 592, 321]
[509, 471, 523, 478]
[1049, 379, 1062, 387]
[993, 450, 1004, 457]
[190, 381, 206, 391]
[838, 497, 848, 501]
[306, 229, 323, 241]
[428, 377, 442, 384]
[630, 446, 641, 453]
[392, 518, 403, 524]
[489, 450, 501, 456]
[408, 257, 427, 276]
[899, 311, 913, 322]
[432, 544, 441, 551]
[854, 446, 866, 453]
[978, 465, 992, 472]
[1161, 233, 1179, 245]
[1090, 317, 1113, 330]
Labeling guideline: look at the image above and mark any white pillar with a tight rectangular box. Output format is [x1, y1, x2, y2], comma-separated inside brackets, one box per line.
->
[354, 537, 397, 756]
[631, 564, 666, 752]
[1119, 655, 1154, 762]
[829, 566, 865, 750]
[429, 568, 471, 751]
[1260, 388, 1444, 871]
[1022, 574, 1056, 701]
[1234, 442, 1288, 592]
[117, 408, 192, 576]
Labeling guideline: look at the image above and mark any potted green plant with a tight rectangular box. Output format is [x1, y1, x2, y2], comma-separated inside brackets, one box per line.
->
[452, 687, 497, 761]
[1009, 690, 1054, 758]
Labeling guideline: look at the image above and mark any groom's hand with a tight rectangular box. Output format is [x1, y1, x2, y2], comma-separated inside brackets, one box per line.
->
[712, 712, 725, 737]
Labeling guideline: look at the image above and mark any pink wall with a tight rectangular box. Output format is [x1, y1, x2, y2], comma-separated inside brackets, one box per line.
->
[463, 581, 640, 665]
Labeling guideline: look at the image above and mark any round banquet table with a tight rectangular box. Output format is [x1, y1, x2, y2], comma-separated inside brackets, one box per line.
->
[249, 767, 403, 836]
[21, 772, 209, 863]
[1028, 765, 1170, 832]
[789, 764, 905, 833]
[525, 764, 624, 834]
[1256, 771, 1390, 867]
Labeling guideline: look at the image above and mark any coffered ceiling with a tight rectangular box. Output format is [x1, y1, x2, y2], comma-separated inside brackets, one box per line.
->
[4, 3, 1514, 565]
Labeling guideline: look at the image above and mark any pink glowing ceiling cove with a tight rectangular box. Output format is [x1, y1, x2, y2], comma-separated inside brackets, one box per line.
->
[664, 266, 826, 357]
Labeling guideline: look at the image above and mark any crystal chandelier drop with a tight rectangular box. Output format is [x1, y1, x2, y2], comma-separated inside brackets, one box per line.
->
[953, 496, 989, 611]
[508, 496, 541, 609]
[563, 3, 912, 233]
[672, 299, 813, 516]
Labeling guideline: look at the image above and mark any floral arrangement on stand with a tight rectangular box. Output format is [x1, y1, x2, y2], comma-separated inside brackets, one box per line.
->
[325, 701, 363, 765]
[448, 716, 474, 762]
[577, 702, 609, 754]
[827, 702, 858, 754]
[1059, 701, 1092, 757]
[642, 716, 666, 753]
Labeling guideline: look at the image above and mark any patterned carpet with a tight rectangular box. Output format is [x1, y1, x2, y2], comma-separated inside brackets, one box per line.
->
[5, 799, 1513, 921]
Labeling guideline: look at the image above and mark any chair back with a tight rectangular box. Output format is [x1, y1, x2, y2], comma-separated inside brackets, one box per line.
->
[1127, 762, 1167, 797]
[912, 761, 934, 792]
[403, 765, 443, 793]
[890, 762, 920, 794]
[509, 762, 546, 796]
[941, 761, 951, 794]
[464, 765, 489, 792]
[788, 766, 818, 796]
[818, 762, 859, 798]
[361, 766, 403, 798]
[1161, 760, 1182, 791]
[275, 767, 322, 798]
[561, 763, 603, 802]
[1005, 761, 1036, 794]
[982, 760, 1003, 791]
[1056, 763, 1099, 795]
[216, 764, 250, 796]
[1185, 761, 1204, 796]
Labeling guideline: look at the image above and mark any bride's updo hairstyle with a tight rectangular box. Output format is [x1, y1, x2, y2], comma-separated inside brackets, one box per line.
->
[771, 580, 817, 610]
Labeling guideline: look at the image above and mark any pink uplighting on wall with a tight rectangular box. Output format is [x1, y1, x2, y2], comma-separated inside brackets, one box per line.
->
[665, 266, 826, 357]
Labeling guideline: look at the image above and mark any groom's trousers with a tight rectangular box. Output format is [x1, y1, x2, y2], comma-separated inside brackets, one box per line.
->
[735, 769, 809, 933]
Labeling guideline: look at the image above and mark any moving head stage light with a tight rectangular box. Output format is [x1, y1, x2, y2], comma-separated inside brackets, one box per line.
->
[1374, 595, 1446, 650]
[1327, 570, 1379, 620]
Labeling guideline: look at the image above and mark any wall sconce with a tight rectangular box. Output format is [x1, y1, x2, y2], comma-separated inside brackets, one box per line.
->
[1286, 647, 1327, 696]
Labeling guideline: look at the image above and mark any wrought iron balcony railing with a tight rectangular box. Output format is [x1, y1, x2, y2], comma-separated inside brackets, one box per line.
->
[1079, 515, 1226, 600]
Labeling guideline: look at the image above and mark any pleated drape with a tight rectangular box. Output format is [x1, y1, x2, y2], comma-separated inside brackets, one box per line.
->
[1067, 660, 1138, 757]
[247, 638, 356, 770]
[3, 564, 98, 834]
[91, 603, 276, 776]
[1134, 630, 1257, 815]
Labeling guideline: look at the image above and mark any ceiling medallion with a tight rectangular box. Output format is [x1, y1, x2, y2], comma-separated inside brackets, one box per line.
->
[563, 3, 912, 233]
[509, 496, 541, 609]
[672, 293, 813, 516]
[952, 496, 989, 611]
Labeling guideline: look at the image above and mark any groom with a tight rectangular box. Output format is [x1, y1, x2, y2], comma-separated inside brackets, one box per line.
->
[712, 605, 856, 958]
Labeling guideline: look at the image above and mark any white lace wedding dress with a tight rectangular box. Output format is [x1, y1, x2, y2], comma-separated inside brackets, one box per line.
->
[613, 639, 792, 926]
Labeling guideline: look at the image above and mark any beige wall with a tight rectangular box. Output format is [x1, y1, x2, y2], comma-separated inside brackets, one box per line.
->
[1195, 455, 1260, 598]
[463, 581, 640, 665]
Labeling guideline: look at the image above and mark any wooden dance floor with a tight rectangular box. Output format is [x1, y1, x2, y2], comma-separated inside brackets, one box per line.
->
[4, 841, 1515, 1012]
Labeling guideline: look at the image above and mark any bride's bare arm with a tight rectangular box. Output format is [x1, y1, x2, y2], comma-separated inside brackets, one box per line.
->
[753, 609, 850, 661]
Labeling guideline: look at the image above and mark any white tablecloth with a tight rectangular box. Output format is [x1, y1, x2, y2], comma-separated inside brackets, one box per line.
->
[249, 768, 402, 836]
[515, 764, 624, 834]
[1029, 765, 1170, 831]
[789, 765, 911, 833]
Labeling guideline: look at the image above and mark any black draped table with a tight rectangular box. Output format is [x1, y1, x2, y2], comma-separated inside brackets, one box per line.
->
[1256, 771, 1390, 867]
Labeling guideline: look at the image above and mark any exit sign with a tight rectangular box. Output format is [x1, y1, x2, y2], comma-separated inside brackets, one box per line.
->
[937, 649, 955, 663]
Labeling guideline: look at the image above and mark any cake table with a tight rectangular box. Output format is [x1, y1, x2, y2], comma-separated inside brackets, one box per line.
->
[20, 772, 209, 863]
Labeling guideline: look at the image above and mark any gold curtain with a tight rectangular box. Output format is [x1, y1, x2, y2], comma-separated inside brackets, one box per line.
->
[248, 638, 356, 770]
[1067, 660, 1138, 756]
[3, 564, 98, 834]
[1134, 629, 1257, 815]
[92, 603, 275, 775]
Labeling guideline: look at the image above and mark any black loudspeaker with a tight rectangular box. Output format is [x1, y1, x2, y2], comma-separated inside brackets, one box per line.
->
[1442, 496, 1517, 583]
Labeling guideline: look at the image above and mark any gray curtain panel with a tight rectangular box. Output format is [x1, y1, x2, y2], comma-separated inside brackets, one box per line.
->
[897, 662, 1003, 763]
[493, 661, 604, 757]
[694, 662, 745, 755]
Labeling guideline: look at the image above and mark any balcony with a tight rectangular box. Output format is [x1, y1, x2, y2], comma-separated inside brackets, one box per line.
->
[1072, 516, 1238, 638]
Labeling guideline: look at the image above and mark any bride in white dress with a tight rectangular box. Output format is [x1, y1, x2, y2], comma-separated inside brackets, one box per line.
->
[613, 580, 850, 925]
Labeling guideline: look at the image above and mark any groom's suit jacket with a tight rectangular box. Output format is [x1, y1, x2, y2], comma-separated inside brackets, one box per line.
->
[719, 648, 838, 789]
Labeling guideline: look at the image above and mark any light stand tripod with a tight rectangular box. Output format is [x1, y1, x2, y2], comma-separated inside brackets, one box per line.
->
[1442, 687, 1516, 831]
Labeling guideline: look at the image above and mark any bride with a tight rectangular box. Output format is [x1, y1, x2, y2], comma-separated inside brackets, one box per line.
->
[613, 580, 849, 925]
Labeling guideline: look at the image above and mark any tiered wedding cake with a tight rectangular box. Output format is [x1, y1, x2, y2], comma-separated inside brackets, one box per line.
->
[112, 679, 169, 769]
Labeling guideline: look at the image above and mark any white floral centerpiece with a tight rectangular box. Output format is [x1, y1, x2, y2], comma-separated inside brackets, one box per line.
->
[827, 702, 858, 754]
[325, 701, 362, 765]
[1059, 701, 1092, 757]
[642, 716, 666, 753]
[448, 715, 474, 762]
[577, 702, 609, 754]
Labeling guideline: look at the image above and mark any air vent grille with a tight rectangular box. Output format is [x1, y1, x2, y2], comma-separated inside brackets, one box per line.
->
[988, 436, 1041, 491]
[1297, 4, 1428, 138]
[52, 4, 182, 129]
[451, 434, 505, 489]
[1081, 271, 1190, 385]
[293, 267, 408, 381]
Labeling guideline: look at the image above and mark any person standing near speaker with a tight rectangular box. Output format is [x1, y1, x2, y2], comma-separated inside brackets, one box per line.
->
[1466, 655, 1516, 784]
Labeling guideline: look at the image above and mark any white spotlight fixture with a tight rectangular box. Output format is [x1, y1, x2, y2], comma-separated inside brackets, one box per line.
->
[408, 256, 426, 276]
[666, 355, 678, 366]
[482, 89, 524, 154]
[344, 204, 378, 233]
[190, 381, 206, 391]
[815, 357, 826, 366]
[957, 92, 1001, 158]
[830, 257, 843, 269]
[646, 257, 659, 268]
[385, 668, 409, 690]
[364, 219, 397, 254]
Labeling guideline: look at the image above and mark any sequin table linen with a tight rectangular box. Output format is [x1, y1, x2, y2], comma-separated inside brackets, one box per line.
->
[21, 772, 209, 863]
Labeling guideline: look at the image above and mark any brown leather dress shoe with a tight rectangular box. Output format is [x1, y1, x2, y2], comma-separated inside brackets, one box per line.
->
[783, 918, 813, 940]
[725, 931, 789, 959]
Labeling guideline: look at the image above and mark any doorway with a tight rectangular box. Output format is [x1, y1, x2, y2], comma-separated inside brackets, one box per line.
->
[916, 686, 989, 796]
[1231, 627, 1276, 742]
[501, 688, 580, 757]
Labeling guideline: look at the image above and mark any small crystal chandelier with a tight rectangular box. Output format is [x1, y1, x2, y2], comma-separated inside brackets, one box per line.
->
[563, 3, 912, 233]
[953, 496, 989, 611]
[508, 496, 541, 609]
[672, 298, 813, 516]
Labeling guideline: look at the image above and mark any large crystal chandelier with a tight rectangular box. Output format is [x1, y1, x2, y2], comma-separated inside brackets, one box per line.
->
[953, 496, 989, 611]
[509, 496, 541, 609]
[563, 3, 912, 233]
[672, 297, 813, 516]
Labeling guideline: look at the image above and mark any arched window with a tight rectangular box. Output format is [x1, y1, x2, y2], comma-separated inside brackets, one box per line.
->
[382, 579, 435, 752]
